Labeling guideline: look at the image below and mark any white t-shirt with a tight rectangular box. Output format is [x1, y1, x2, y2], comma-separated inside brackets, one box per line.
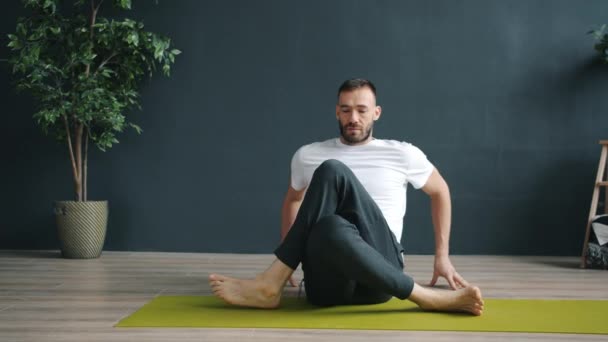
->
[291, 138, 434, 240]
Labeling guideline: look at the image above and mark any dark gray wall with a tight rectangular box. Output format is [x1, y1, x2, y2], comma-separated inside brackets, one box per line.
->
[2, 0, 608, 255]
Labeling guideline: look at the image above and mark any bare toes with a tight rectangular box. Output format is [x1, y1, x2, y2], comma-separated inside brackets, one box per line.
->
[209, 273, 229, 281]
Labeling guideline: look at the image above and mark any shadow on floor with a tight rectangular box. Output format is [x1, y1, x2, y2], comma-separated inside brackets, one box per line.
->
[0, 249, 62, 259]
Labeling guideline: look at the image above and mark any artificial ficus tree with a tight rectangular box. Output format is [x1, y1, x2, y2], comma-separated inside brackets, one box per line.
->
[7, 0, 180, 201]
[590, 25, 608, 58]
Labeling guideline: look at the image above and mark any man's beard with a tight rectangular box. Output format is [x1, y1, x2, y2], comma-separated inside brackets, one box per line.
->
[339, 122, 373, 144]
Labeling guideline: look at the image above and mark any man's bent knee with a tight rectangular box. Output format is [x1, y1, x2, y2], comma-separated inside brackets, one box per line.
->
[313, 159, 350, 179]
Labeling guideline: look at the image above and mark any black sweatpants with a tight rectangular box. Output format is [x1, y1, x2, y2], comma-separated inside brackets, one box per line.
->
[274, 159, 415, 306]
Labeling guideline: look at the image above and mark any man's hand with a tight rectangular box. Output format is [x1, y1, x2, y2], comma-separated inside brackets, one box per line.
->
[287, 276, 297, 287]
[430, 255, 469, 290]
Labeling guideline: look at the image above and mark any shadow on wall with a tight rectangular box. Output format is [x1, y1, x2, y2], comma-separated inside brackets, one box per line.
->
[501, 157, 596, 255]
[561, 55, 608, 95]
[514, 54, 608, 121]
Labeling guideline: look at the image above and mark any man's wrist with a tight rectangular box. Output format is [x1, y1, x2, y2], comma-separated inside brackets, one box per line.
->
[435, 252, 449, 259]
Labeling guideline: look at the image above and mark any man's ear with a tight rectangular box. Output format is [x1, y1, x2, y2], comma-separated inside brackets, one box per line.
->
[374, 105, 382, 121]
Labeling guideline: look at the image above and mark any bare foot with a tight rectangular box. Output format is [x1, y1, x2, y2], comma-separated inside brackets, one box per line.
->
[410, 284, 484, 316]
[208, 273, 282, 309]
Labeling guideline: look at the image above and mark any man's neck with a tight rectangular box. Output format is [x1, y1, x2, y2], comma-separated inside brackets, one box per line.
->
[338, 136, 375, 146]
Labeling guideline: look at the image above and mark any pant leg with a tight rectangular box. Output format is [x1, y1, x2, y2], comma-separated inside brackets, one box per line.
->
[304, 214, 410, 306]
[274, 159, 415, 303]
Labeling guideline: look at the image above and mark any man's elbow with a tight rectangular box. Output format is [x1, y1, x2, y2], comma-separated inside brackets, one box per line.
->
[428, 179, 450, 199]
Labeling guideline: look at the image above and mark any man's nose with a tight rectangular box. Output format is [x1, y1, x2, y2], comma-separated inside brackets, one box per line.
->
[348, 112, 360, 123]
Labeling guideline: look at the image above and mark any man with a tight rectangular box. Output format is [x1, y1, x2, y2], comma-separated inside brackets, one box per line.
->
[209, 79, 484, 315]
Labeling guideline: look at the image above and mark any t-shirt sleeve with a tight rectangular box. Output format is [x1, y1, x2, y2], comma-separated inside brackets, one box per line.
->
[403, 143, 434, 189]
[290, 147, 307, 191]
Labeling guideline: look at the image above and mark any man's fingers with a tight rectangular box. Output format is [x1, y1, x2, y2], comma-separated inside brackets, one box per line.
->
[288, 277, 297, 287]
[455, 273, 469, 288]
[429, 273, 438, 287]
[447, 275, 458, 290]
[452, 272, 466, 287]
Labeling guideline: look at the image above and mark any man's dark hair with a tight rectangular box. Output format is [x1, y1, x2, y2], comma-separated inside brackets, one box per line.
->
[337, 78, 377, 98]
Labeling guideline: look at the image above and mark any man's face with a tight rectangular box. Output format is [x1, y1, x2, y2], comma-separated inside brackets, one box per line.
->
[336, 87, 382, 145]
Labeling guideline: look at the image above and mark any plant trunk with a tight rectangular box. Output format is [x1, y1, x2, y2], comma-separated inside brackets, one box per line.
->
[67, 0, 98, 202]
[64, 115, 81, 201]
[84, 130, 88, 201]
[64, 119, 85, 202]
[74, 123, 84, 201]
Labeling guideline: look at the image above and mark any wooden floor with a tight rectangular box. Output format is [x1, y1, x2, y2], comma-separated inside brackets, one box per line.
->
[1, 250, 607, 341]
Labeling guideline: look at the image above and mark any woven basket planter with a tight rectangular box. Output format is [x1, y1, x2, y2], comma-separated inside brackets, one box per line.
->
[55, 201, 108, 259]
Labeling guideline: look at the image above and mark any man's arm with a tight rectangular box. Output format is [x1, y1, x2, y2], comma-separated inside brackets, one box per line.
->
[281, 185, 306, 241]
[280, 184, 306, 286]
[421, 168, 469, 290]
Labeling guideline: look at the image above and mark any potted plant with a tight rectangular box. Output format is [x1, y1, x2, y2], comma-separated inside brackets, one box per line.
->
[6, 0, 180, 258]
[590, 24, 608, 62]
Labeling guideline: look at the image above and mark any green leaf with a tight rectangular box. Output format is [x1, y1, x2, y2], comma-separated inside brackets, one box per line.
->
[7, 35, 21, 49]
[171, 49, 181, 55]
[123, 19, 136, 29]
[116, 0, 132, 10]
[126, 32, 139, 46]
[129, 123, 143, 134]
[16, 23, 26, 36]
[43, 0, 57, 14]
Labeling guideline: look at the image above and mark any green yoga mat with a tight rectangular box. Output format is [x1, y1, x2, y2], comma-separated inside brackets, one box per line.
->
[116, 296, 608, 334]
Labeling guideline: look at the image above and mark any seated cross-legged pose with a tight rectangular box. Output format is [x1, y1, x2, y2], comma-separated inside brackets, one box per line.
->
[209, 78, 484, 316]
